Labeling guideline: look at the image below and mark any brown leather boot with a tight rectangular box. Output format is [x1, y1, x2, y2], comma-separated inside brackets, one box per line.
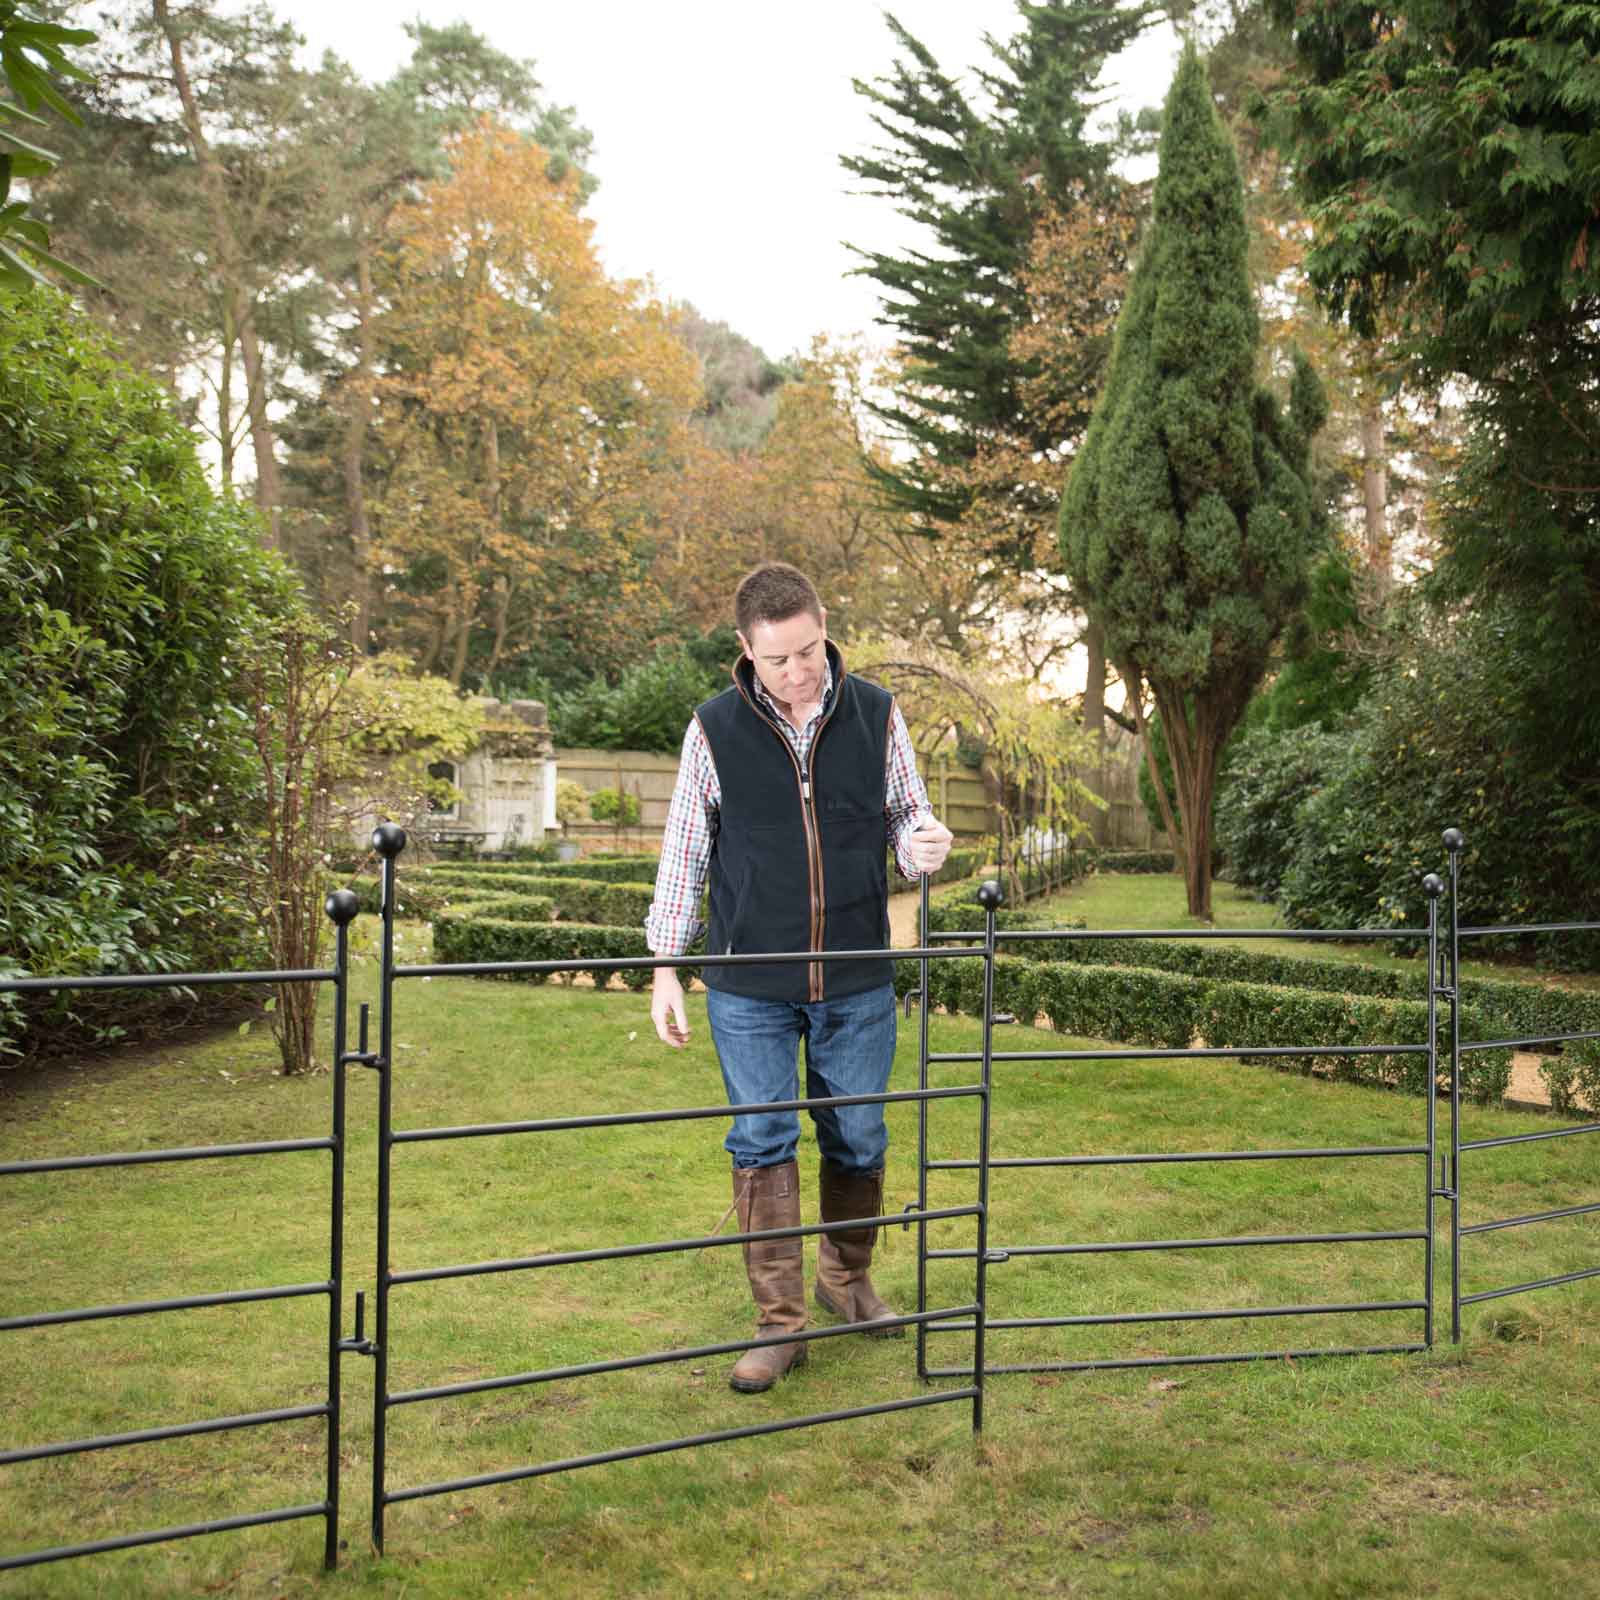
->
[728, 1160, 808, 1393]
[814, 1159, 904, 1338]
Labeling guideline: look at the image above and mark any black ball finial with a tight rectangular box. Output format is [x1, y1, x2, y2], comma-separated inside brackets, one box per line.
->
[1421, 873, 1444, 900]
[976, 879, 1005, 911]
[372, 822, 407, 859]
[324, 888, 360, 926]
[1442, 827, 1465, 852]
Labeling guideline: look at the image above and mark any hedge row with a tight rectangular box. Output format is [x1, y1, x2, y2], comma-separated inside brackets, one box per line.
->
[432, 893, 557, 926]
[1090, 850, 1176, 874]
[429, 916, 693, 990]
[901, 955, 1513, 1104]
[986, 931, 1600, 1057]
[432, 856, 658, 883]
[420, 869, 654, 927]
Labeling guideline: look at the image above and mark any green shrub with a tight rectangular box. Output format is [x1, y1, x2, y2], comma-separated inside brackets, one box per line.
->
[1090, 850, 1177, 875]
[992, 928, 1600, 1058]
[1275, 605, 1600, 967]
[1537, 1039, 1600, 1117]
[1214, 722, 1344, 899]
[431, 917, 695, 991]
[434, 856, 657, 884]
[431, 893, 557, 927]
[588, 787, 642, 825]
[0, 289, 300, 1058]
[421, 869, 653, 928]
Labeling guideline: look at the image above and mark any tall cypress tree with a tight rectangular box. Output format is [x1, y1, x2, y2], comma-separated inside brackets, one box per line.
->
[1060, 46, 1328, 918]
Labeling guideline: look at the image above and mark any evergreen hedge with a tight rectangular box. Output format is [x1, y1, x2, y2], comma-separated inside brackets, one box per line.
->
[988, 932, 1600, 1055]
[430, 916, 696, 991]
[908, 955, 1513, 1103]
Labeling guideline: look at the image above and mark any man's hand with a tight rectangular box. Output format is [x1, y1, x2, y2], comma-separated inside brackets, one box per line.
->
[908, 813, 954, 876]
[651, 966, 691, 1048]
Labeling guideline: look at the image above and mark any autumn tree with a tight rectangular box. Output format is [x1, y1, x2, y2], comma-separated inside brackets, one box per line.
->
[1060, 47, 1329, 919]
[372, 119, 698, 686]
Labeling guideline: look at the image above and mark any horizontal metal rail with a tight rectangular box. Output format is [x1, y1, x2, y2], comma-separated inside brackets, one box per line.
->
[928, 1043, 1428, 1064]
[927, 1344, 1427, 1378]
[929, 1143, 1426, 1170]
[928, 1227, 1425, 1260]
[929, 926, 1427, 943]
[384, 1391, 978, 1508]
[393, 1084, 982, 1144]
[390, 1304, 981, 1406]
[0, 1404, 328, 1465]
[1459, 1264, 1600, 1305]
[0, 1504, 328, 1572]
[390, 1206, 981, 1286]
[1459, 1201, 1600, 1237]
[0, 968, 335, 994]
[0, 1280, 331, 1332]
[1460, 1029, 1600, 1053]
[394, 944, 984, 981]
[1459, 921, 1600, 937]
[1461, 1121, 1600, 1152]
[926, 1297, 1427, 1331]
[1, 1137, 334, 1176]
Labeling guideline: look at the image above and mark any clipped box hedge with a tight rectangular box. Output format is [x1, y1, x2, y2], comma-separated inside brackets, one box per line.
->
[430, 916, 696, 991]
[432, 893, 557, 927]
[422, 869, 654, 928]
[1090, 849, 1177, 874]
[994, 930, 1600, 1057]
[901, 954, 1513, 1104]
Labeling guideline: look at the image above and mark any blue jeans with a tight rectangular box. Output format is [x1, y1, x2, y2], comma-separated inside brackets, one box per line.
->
[704, 983, 897, 1172]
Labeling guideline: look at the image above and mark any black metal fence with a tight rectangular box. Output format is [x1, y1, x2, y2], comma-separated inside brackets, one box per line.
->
[3, 824, 1597, 1576]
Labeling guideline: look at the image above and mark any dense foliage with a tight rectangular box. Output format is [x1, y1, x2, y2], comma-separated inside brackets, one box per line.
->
[0, 289, 299, 1056]
[1262, 608, 1600, 964]
[1214, 722, 1343, 900]
[1060, 47, 1329, 918]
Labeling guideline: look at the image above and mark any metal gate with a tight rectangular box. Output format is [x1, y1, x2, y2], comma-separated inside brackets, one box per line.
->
[6, 822, 1599, 1577]
[0, 896, 363, 1574]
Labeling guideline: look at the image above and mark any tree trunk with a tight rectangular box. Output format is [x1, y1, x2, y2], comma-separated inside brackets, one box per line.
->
[154, 0, 280, 548]
[1153, 681, 1222, 921]
[1082, 618, 1108, 846]
[217, 301, 234, 491]
[1360, 401, 1390, 586]
[237, 312, 282, 545]
[1125, 666, 1183, 863]
[343, 226, 377, 651]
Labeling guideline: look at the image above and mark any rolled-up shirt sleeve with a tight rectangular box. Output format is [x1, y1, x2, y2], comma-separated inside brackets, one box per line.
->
[645, 718, 720, 958]
[884, 702, 935, 879]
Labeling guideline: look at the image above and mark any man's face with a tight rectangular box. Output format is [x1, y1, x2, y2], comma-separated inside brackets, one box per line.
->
[738, 607, 828, 709]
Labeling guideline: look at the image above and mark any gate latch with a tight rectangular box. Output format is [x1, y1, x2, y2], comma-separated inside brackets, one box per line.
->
[339, 1289, 378, 1357]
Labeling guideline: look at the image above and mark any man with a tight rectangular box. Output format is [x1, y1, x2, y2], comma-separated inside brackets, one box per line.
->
[646, 562, 953, 1393]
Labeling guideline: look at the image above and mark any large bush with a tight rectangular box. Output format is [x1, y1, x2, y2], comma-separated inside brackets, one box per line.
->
[547, 630, 736, 752]
[0, 290, 299, 1057]
[1277, 607, 1600, 964]
[1214, 722, 1343, 899]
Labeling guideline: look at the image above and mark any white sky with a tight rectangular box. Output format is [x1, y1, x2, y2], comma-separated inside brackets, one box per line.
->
[271, 1, 1180, 360]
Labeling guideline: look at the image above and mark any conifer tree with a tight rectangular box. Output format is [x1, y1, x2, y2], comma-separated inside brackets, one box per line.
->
[1060, 46, 1328, 918]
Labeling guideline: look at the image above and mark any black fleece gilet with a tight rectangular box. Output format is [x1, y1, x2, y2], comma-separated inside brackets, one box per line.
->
[696, 643, 894, 1002]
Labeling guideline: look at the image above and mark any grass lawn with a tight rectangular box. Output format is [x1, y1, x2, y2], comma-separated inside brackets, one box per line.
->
[3, 922, 1599, 1598]
[1023, 871, 1600, 993]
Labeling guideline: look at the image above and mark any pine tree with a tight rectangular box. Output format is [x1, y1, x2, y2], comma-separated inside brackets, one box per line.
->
[1060, 46, 1328, 918]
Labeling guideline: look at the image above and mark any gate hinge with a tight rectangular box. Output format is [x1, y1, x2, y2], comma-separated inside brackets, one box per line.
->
[1432, 1188, 1457, 1201]
[984, 1249, 1010, 1265]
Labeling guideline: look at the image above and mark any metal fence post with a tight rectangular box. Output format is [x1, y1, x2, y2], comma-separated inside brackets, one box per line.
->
[323, 888, 360, 1569]
[1443, 828, 1465, 1342]
[370, 823, 406, 1554]
[972, 879, 1003, 1431]
[916, 872, 932, 1382]
[1422, 872, 1444, 1349]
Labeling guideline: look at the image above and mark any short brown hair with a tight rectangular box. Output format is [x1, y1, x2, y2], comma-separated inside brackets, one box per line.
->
[734, 562, 822, 639]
